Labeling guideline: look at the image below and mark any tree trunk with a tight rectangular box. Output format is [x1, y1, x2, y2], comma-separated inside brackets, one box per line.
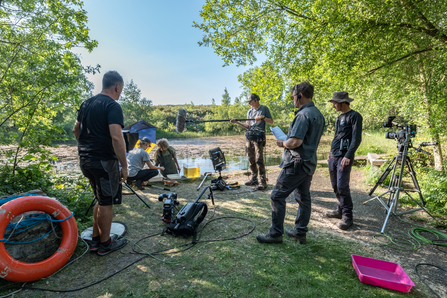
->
[420, 76, 444, 171]
[431, 134, 444, 170]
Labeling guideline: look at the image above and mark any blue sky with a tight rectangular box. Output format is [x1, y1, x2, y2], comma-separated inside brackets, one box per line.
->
[73, 1, 260, 105]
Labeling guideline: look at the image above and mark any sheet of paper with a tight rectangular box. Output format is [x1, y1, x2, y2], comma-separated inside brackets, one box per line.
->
[270, 126, 288, 140]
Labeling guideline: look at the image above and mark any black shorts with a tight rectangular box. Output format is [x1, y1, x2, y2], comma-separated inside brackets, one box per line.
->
[80, 158, 122, 206]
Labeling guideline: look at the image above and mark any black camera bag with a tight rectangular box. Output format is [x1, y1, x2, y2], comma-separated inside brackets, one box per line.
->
[245, 129, 266, 143]
[166, 202, 208, 242]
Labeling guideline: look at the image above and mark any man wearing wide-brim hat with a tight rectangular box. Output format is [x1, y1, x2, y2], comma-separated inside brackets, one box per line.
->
[325, 91, 363, 230]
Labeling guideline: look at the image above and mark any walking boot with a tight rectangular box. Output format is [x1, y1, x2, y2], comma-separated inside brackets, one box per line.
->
[135, 180, 144, 190]
[256, 232, 283, 244]
[257, 178, 267, 190]
[285, 228, 306, 244]
[337, 218, 353, 230]
[245, 176, 258, 186]
[325, 210, 342, 219]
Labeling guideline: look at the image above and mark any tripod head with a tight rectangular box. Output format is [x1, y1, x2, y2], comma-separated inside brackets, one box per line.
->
[383, 116, 417, 155]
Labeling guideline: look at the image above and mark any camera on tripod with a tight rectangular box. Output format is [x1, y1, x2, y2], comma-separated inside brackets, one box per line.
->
[383, 116, 417, 141]
[158, 192, 179, 223]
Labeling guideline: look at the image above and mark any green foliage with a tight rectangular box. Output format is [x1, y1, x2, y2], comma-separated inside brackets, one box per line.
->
[0, 160, 92, 226]
[0, 0, 97, 228]
[0, 164, 53, 195]
[119, 80, 153, 126]
[0, 0, 97, 175]
[418, 169, 447, 215]
[47, 175, 93, 228]
[204, 102, 248, 133]
[362, 162, 390, 187]
[355, 131, 397, 156]
[221, 87, 231, 105]
[195, 0, 447, 169]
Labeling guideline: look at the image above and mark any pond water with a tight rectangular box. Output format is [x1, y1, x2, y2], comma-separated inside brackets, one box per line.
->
[52, 152, 328, 177]
[177, 155, 283, 174]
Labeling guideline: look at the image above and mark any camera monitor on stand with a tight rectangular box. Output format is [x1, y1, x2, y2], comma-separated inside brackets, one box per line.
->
[209, 147, 226, 176]
[122, 130, 139, 153]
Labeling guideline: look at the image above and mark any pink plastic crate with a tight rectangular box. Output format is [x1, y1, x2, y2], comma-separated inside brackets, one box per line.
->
[351, 254, 415, 293]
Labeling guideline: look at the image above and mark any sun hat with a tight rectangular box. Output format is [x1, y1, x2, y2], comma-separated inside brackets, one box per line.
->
[329, 91, 354, 103]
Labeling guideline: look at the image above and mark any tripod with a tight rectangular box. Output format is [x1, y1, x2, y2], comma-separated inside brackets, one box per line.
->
[364, 137, 429, 233]
[84, 181, 155, 216]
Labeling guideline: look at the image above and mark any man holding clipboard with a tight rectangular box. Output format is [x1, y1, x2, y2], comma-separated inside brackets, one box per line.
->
[256, 82, 325, 245]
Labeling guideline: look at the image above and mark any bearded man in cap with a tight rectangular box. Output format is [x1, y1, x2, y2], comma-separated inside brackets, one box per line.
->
[326, 91, 363, 230]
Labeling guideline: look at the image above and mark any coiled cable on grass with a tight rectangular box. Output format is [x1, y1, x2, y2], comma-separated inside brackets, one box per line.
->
[415, 263, 447, 298]
[409, 228, 447, 247]
[372, 231, 422, 251]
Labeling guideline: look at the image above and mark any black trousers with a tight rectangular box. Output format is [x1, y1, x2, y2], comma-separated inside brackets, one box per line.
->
[328, 156, 354, 220]
[269, 161, 313, 236]
[128, 169, 159, 182]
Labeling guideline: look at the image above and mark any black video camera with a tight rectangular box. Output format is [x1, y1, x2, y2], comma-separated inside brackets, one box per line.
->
[158, 192, 179, 223]
[383, 116, 416, 141]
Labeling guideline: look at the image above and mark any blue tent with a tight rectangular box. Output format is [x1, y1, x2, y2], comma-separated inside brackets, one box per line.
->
[123, 120, 157, 152]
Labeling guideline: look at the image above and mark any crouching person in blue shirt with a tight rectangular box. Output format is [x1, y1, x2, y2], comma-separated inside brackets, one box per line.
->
[127, 137, 164, 190]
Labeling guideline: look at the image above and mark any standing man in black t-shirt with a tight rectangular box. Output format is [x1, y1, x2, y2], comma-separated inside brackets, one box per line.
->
[230, 93, 273, 190]
[325, 91, 363, 230]
[73, 70, 128, 256]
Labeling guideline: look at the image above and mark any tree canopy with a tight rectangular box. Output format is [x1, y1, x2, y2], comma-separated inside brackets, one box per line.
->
[194, 0, 447, 169]
[0, 0, 96, 180]
[119, 79, 153, 126]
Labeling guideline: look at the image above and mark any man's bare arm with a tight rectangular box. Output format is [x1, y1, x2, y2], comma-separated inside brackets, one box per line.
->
[72, 120, 80, 142]
[145, 160, 164, 171]
[109, 124, 128, 181]
[230, 118, 249, 129]
[276, 137, 302, 149]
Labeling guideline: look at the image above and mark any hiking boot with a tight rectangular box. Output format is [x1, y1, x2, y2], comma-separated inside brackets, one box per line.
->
[86, 239, 99, 252]
[325, 210, 342, 219]
[285, 228, 306, 244]
[245, 177, 258, 186]
[337, 218, 353, 230]
[257, 178, 267, 190]
[256, 232, 283, 244]
[97, 235, 128, 256]
[135, 180, 144, 190]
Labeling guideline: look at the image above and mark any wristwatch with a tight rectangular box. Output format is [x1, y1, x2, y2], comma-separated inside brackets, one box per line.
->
[280, 141, 284, 147]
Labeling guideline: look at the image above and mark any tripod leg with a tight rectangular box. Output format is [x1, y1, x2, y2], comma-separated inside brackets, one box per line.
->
[368, 156, 396, 196]
[381, 190, 399, 233]
[83, 183, 96, 216]
[406, 156, 425, 206]
[386, 159, 401, 208]
[123, 182, 151, 209]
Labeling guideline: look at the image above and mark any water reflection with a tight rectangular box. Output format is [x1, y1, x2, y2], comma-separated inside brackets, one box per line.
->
[177, 155, 283, 175]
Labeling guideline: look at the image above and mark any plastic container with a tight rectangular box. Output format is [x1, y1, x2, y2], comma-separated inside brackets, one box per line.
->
[351, 255, 415, 293]
[183, 165, 200, 178]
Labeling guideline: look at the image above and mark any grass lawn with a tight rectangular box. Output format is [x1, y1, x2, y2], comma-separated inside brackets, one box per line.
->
[0, 173, 431, 298]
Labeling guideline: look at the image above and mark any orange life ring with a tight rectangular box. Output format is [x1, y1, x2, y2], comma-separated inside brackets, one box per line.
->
[0, 196, 78, 282]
